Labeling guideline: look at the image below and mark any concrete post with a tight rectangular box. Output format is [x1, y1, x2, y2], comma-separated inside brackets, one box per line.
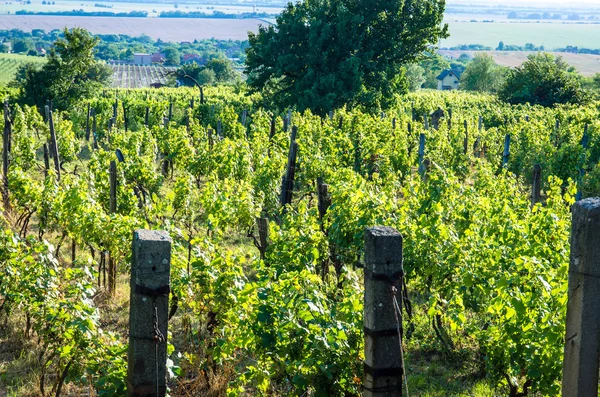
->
[364, 227, 404, 397]
[48, 110, 61, 180]
[502, 134, 511, 168]
[463, 120, 468, 155]
[270, 117, 276, 140]
[127, 230, 171, 397]
[108, 160, 117, 296]
[85, 103, 91, 141]
[531, 164, 542, 207]
[417, 133, 426, 178]
[562, 199, 600, 397]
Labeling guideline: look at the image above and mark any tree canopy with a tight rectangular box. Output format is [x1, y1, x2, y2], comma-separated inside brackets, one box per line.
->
[498, 53, 588, 107]
[245, 0, 448, 115]
[13, 28, 112, 111]
[460, 53, 506, 93]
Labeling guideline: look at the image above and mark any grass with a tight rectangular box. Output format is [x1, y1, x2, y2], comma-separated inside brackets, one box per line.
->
[0, 141, 507, 397]
[0, 53, 45, 84]
[441, 21, 600, 50]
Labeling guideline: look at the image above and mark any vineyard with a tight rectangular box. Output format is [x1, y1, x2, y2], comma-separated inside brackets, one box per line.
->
[0, 86, 598, 396]
[109, 63, 173, 88]
[0, 53, 45, 84]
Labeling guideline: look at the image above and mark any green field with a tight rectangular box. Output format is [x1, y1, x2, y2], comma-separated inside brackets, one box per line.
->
[441, 21, 600, 50]
[0, 53, 45, 84]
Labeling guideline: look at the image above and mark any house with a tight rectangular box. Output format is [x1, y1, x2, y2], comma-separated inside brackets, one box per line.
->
[151, 52, 165, 64]
[133, 53, 152, 65]
[436, 69, 461, 90]
[182, 53, 203, 64]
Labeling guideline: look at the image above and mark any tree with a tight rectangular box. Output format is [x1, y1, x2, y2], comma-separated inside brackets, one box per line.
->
[12, 38, 33, 53]
[593, 73, 600, 89]
[245, 0, 448, 115]
[420, 52, 450, 89]
[497, 41, 504, 51]
[460, 53, 505, 92]
[13, 28, 112, 110]
[498, 53, 589, 107]
[404, 64, 425, 91]
[204, 58, 238, 83]
[164, 47, 180, 66]
[197, 68, 216, 85]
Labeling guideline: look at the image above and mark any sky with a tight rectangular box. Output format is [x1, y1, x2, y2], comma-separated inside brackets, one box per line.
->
[449, 0, 600, 5]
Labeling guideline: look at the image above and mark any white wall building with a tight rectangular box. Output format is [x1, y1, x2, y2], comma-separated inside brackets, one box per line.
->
[436, 69, 461, 90]
[133, 53, 152, 65]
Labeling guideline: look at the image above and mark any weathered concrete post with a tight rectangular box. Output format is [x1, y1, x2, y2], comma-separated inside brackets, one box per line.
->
[364, 227, 404, 397]
[85, 103, 91, 141]
[502, 134, 511, 168]
[562, 198, 600, 397]
[417, 133, 426, 178]
[463, 120, 468, 155]
[531, 164, 542, 207]
[2, 100, 11, 207]
[127, 230, 171, 397]
[48, 110, 61, 180]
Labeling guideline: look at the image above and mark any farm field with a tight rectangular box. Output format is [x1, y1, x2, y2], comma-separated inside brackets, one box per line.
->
[109, 63, 173, 88]
[0, 0, 283, 16]
[0, 86, 598, 396]
[440, 21, 600, 50]
[0, 15, 265, 41]
[0, 53, 44, 84]
[440, 50, 600, 76]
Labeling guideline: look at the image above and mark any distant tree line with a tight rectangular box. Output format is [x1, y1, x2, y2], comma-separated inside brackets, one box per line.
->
[507, 11, 586, 20]
[159, 10, 274, 18]
[0, 28, 248, 65]
[15, 9, 147, 17]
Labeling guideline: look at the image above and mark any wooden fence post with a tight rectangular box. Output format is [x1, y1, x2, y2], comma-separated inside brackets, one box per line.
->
[242, 109, 247, 127]
[145, 106, 150, 127]
[217, 120, 222, 138]
[48, 110, 61, 180]
[127, 229, 171, 397]
[562, 198, 600, 397]
[200, 86, 204, 104]
[531, 164, 542, 207]
[364, 226, 404, 397]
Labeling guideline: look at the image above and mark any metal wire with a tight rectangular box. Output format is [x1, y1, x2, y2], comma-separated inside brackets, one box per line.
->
[153, 300, 165, 397]
[392, 285, 410, 397]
